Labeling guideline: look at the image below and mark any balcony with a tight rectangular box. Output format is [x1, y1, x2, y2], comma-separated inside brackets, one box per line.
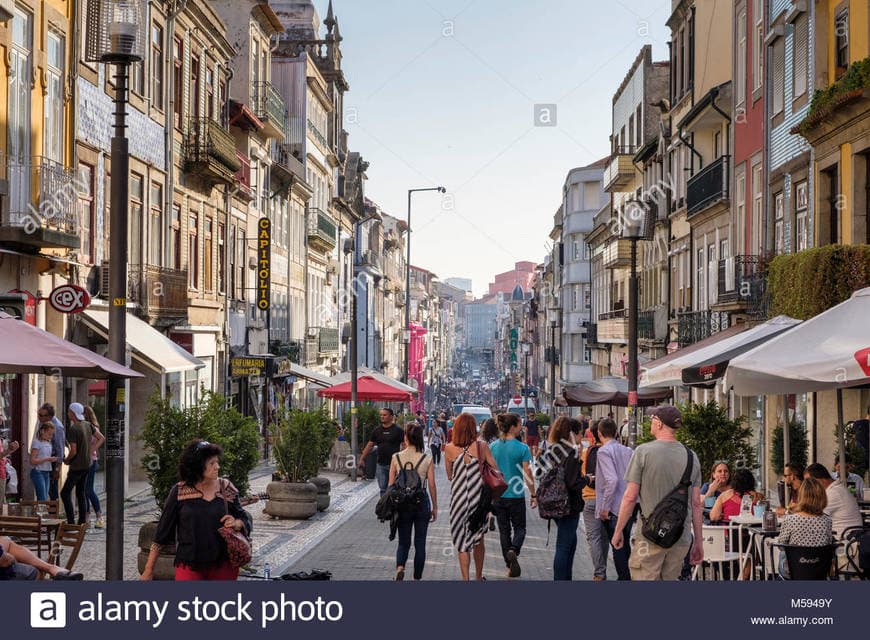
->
[251, 81, 287, 140]
[234, 151, 254, 201]
[307, 207, 336, 253]
[676, 309, 728, 348]
[602, 239, 633, 269]
[270, 142, 305, 195]
[358, 249, 382, 272]
[316, 327, 340, 355]
[687, 155, 729, 219]
[184, 118, 241, 186]
[603, 147, 638, 192]
[716, 255, 764, 306]
[638, 310, 655, 341]
[597, 308, 628, 344]
[126, 264, 188, 324]
[307, 117, 329, 151]
[0, 157, 80, 249]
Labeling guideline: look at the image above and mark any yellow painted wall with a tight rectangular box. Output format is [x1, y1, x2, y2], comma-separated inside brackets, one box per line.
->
[850, 0, 869, 63]
[694, 0, 733, 96]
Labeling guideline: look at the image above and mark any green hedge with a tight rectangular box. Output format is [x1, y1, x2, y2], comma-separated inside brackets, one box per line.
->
[767, 245, 870, 320]
[795, 57, 870, 136]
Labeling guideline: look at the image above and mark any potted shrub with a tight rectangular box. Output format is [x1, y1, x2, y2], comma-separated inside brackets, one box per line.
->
[266, 408, 322, 519]
[342, 404, 381, 479]
[308, 407, 337, 511]
[137, 391, 260, 579]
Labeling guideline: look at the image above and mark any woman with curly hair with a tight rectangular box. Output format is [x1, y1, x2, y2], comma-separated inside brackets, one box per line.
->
[140, 439, 252, 581]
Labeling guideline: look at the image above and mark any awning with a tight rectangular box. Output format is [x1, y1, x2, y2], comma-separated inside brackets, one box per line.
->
[639, 322, 749, 389]
[81, 310, 204, 375]
[317, 376, 413, 402]
[287, 362, 332, 387]
[681, 316, 801, 385]
[325, 367, 418, 394]
[562, 376, 672, 407]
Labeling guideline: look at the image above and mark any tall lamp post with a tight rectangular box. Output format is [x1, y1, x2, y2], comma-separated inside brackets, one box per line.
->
[622, 204, 645, 449]
[403, 187, 445, 384]
[84, 0, 145, 580]
[548, 309, 559, 421]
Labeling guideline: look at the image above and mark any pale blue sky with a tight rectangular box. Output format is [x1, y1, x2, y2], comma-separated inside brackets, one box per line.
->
[313, 0, 672, 297]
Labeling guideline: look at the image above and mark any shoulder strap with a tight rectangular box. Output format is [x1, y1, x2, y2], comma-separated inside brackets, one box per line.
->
[679, 446, 693, 486]
[413, 453, 427, 471]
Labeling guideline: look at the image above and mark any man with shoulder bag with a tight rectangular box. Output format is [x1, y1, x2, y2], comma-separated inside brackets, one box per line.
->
[610, 406, 703, 580]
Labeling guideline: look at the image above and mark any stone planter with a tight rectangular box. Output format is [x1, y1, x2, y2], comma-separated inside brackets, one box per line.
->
[309, 476, 331, 512]
[136, 521, 176, 580]
[263, 481, 317, 520]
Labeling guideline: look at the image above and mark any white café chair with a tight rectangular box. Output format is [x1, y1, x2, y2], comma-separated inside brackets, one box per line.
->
[692, 524, 741, 581]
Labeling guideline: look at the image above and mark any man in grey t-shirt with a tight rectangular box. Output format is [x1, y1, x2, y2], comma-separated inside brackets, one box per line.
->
[610, 405, 703, 580]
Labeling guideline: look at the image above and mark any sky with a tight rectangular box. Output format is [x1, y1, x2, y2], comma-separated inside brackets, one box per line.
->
[311, 0, 673, 298]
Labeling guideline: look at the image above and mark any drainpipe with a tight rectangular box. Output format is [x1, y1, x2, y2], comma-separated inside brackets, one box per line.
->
[677, 126, 703, 170]
[710, 86, 731, 124]
[222, 58, 234, 400]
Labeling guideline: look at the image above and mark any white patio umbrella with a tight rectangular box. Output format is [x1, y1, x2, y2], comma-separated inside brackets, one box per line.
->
[724, 287, 870, 484]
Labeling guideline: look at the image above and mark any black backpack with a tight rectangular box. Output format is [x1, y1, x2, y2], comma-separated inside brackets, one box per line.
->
[640, 445, 693, 549]
[390, 452, 428, 512]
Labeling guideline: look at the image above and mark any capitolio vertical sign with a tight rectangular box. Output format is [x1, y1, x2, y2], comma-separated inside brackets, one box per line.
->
[258, 217, 271, 311]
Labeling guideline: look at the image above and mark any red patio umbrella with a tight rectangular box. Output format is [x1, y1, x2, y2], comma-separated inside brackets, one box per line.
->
[317, 375, 413, 402]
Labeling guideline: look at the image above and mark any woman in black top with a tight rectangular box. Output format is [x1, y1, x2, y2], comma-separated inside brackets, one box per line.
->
[546, 416, 585, 581]
[141, 440, 252, 581]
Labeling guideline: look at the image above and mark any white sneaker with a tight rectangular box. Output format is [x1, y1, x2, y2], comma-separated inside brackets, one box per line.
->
[95, 517, 104, 529]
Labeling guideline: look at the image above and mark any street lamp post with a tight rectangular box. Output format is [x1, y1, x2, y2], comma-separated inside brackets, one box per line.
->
[403, 187, 445, 384]
[622, 204, 645, 449]
[84, 0, 146, 580]
[548, 309, 559, 421]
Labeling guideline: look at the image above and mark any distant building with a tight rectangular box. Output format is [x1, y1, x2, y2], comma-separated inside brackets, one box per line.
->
[487, 261, 537, 296]
[465, 297, 498, 353]
[445, 277, 473, 293]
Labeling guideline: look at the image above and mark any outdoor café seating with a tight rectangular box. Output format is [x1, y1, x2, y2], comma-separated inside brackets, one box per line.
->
[769, 543, 840, 580]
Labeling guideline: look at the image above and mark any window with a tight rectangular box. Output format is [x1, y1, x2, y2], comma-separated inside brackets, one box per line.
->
[218, 79, 226, 125]
[584, 181, 598, 211]
[696, 247, 705, 309]
[751, 164, 763, 254]
[217, 222, 225, 293]
[151, 24, 163, 110]
[573, 240, 580, 261]
[584, 287, 591, 310]
[793, 14, 808, 98]
[795, 181, 808, 251]
[628, 115, 634, 152]
[130, 173, 143, 265]
[771, 38, 785, 116]
[190, 55, 201, 120]
[206, 67, 214, 120]
[753, 0, 763, 91]
[204, 218, 213, 291]
[572, 285, 579, 311]
[44, 32, 64, 162]
[77, 163, 95, 263]
[825, 165, 840, 244]
[774, 191, 784, 254]
[149, 182, 162, 265]
[130, 58, 144, 96]
[737, 9, 746, 105]
[188, 212, 199, 289]
[173, 36, 183, 128]
[252, 39, 259, 85]
[835, 8, 849, 73]
[170, 204, 181, 270]
[736, 172, 746, 254]
[237, 226, 245, 301]
[635, 105, 642, 146]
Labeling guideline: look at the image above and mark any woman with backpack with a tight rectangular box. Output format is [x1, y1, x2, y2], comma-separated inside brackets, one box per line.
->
[388, 423, 438, 580]
[538, 416, 585, 580]
[445, 413, 498, 580]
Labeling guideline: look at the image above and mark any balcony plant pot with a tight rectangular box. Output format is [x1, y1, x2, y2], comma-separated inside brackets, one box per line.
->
[263, 481, 317, 520]
[309, 476, 331, 512]
[136, 521, 176, 580]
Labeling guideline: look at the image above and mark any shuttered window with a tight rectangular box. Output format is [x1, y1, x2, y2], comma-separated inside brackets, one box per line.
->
[793, 15, 808, 98]
[772, 38, 785, 116]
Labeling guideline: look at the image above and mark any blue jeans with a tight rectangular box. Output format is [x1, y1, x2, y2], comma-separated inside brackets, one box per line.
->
[553, 514, 580, 581]
[582, 499, 609, 579]
[376, 463, 390, 496]
[30, 469, 51, 501]
[85, 460, 101, 515]
[602, 511, 636, 580]
[395, 496, 432, 579]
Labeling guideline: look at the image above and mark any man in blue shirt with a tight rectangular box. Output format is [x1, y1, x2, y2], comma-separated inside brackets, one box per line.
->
[596, 418, 636, 580]
[490, 414, 535, 578]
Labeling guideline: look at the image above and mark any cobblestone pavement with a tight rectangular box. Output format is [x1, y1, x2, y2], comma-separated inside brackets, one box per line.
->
[283, 460, 618, 581]
[73, 462, 379, 580]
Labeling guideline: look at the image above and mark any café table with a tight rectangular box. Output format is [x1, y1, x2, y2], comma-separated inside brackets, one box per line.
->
[729, 513, 782, 580]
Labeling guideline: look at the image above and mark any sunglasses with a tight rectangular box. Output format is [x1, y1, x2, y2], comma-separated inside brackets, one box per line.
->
[196, 440, 211, 449]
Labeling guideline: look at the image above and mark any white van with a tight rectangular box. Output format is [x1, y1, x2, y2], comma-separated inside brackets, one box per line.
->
[459, 405, 492, 430]
[506, 397, 536, 417]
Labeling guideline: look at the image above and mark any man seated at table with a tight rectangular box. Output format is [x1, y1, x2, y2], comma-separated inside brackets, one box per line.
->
[831, 459, 864, 501]
[0, 535, 83, 580]
[775, 462, 804, 516]
[805, 463, 863, 539]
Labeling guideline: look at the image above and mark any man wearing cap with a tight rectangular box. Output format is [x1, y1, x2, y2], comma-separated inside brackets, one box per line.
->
[610, 405, 703, 580]
[60, 403, 93, 525]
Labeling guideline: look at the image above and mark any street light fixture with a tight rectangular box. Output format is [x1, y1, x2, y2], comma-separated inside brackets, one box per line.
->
[621, 203, 645, 449]
[85, 0, 146, 580]
[404, 186, 446, 384]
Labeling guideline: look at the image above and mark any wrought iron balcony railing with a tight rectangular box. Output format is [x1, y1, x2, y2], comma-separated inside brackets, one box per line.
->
[687, 155, 729, 218]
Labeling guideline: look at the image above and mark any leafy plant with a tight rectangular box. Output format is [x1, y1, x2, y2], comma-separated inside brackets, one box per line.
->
[834, 422, 868, 479]
[675, 402, 756, 479]
[140, 391, 260, 509]
[767, 245, 870, 319]
[341, 404, 381, 452]
[796, 57, 870, 135]
[535, 413, 550, 426]
[770, 419, 809, 476]
[272, 408, 331, 483]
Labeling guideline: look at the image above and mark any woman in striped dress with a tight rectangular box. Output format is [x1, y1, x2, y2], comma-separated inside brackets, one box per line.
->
[444, 413, 498, 580]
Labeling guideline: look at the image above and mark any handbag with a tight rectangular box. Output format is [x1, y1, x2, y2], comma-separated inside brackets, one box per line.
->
[476, 441, 508, 499]
[219, 480, 253, 567]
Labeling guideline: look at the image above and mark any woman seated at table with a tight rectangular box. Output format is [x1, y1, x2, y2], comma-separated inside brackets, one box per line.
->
[709, 468, 763, 523]
[774, 477, 832, 578]
[700, 461, 732, 507]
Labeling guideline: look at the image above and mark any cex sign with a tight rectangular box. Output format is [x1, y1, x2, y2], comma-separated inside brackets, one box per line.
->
[48, 284, 91, 314]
